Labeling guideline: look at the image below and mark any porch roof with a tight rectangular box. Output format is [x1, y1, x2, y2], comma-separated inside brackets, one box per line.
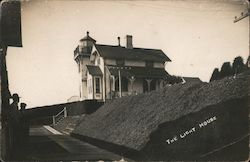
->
[87, 65, 103, 76]
[107, 66, 169, 79]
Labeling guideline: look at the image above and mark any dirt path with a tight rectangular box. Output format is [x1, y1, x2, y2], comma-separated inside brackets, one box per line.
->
[22, 126, 129, 161]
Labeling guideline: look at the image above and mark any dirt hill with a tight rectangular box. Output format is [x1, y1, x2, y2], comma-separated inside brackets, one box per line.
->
[72, 71, 250, 160]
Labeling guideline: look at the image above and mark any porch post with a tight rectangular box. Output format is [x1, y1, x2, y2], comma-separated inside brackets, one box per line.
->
[159, 79, 164, 88]
[118, 69, 122, 97]
[146, 79, 152, 92]
[129, 76, 135, 94]
[114, 76, 118, 98]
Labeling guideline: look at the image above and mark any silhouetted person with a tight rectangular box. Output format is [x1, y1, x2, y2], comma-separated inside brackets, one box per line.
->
[20, 102, 29, 147]
[8, 93, 21, 158]
[20, 102, 26, 111]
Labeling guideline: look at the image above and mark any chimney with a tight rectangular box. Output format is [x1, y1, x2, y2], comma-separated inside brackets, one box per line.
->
[117, 37, 121, 46]
[125, 35, 133, 49]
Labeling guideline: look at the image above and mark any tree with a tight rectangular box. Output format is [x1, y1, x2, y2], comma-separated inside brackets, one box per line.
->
[232, 56, 247, 74]
[220, 62, 233, 78]
[209, 68, 220, 82]
[246, 55, 250, 68]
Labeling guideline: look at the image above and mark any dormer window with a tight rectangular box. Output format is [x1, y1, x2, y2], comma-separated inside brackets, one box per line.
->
[146, 61, 153, 67]
[116, 59, 125, 66]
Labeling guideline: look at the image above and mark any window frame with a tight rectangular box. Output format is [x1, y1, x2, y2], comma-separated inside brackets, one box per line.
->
[95, 77, 101, 94]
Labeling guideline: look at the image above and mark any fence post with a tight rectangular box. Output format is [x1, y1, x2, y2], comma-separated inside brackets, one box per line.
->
[52, 116, 55, 125]
[64, 107, 67, 117]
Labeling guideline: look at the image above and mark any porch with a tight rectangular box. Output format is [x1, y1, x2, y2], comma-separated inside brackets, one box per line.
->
[106, 66, 169, 99]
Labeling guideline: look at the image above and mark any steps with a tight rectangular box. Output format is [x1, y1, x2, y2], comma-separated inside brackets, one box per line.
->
[53, 115, 84, 135]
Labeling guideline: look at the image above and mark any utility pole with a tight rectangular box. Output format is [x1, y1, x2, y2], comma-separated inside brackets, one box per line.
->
[234, 0, 249, 23]
[234, 0, 250, 59]
[0, 0, 22, 160]
[0, 42, 10, 161]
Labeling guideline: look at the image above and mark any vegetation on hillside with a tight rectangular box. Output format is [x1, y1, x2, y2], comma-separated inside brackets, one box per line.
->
[210, 56, 249, 82]
[73, 71, 250, 152]
[164, 75, 183, 85]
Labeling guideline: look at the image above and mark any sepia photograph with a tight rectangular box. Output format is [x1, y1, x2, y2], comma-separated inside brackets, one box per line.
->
[0, 0, 249, 161]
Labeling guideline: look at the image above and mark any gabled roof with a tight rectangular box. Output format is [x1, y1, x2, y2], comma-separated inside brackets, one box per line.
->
[94, 44, 171, 63]
[182, 77, 202, 83]
[86, 65, 102, 76]
[108, 65, 169, 79]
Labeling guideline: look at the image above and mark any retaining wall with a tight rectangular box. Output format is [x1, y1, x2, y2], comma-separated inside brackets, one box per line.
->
[24, 100, 103, 125]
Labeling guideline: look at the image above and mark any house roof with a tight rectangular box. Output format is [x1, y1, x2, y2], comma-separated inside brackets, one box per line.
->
[182, 77, 202, 83]
[108, 66, 169, 79]
[80, 34, 96, 42]
[86, 65, 102, 76]
[94, 44, 171, 63]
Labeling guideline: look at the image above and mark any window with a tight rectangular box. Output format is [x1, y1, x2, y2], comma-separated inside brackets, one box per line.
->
[115, 77, 128, 92]
[83, 41, 87, 46]
[116, 59, 125, 66]
[86, 46, 92, 53]
[88, 79, 92, 94]
[146, 61, 154, 67]
[80, 40, 87, 48]
[97, 57, 100, 65]
[95, 77, 101, 93]
[122, 77, 128, 91]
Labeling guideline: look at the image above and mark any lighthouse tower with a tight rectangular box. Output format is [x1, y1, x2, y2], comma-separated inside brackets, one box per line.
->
[74, 31, 96, 100]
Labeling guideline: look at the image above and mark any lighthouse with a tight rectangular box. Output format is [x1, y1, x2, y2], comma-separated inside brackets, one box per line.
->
[74, 31, 96, 100]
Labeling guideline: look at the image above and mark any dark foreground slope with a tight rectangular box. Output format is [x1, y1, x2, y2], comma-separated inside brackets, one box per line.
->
[72, 72, 250, 160]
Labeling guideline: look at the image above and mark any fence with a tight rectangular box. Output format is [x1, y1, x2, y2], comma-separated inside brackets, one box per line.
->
[52, 107, 67, 125]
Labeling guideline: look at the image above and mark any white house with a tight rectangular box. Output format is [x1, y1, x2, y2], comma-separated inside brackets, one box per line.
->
[74, 32, 171, 101]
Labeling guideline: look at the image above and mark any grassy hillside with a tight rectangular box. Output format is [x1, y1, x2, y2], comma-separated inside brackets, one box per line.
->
[72, 71, 250, 160]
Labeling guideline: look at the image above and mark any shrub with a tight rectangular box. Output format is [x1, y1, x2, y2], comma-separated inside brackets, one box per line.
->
[220, 62, 233, 79]
[210, 68, 220, 82]
[232, 56, 248, 74]
[165, 75, 183, 85]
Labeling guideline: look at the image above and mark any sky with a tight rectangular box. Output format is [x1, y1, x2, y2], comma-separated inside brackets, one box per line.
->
[6, 0, 249, 108]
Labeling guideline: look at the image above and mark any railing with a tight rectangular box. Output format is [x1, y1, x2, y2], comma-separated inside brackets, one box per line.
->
[52, 107, 67, 125]
[110, 91, 138, 99]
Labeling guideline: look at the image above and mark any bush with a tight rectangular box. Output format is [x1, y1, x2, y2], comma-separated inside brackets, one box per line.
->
[210, 56, 248, 82]
[165, 75, 183, 85]
[210, 68, 220, 82]
[220, 62, 233, 79]
[232, 56, 248, 74]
